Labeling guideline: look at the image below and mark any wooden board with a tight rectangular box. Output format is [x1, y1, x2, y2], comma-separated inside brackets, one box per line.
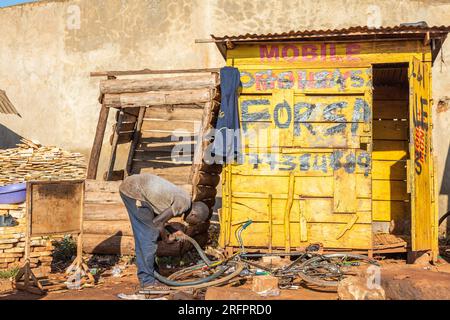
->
[28, 181, 84, 237]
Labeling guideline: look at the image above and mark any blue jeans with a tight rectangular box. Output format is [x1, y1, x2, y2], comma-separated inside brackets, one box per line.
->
[120, 192, 159, 286]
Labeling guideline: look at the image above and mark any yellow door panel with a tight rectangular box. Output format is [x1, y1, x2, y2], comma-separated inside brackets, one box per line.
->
[372, 160, 407, 180]
[373, 180, 408, 201]
[372, 140, 408, 160]
[409, 57, 434, 253]
[373, 200, 410, 222]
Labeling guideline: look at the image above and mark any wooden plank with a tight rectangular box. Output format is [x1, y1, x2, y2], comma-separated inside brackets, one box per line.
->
[373, 100, 408, 119]
[228, 41, 427, 69]
[373, 120, 408, 140]
[131, 165, 193, 186]
[126, 107, 145, 176]
[28, 181, 84, 237]
[373, 180, 408, 201]
[140, 131, 196, 140]
[144, 105, 204, 121]
[106, 111, 125, 180]
[239, 67, 371, 94]
[100, 74, 219, 93]
[372, 140, 408, 160]
[84, 191, 123, 203]
[82, 234, 135, 255]
[83, 220, 132, 237]
[133, 150, 193, 164]
[134, 141, 195, 153]
[85, 180, 122, 193]
[87, 104, 110, 179]
[84, 203, 127, 221]
[226, 222, 372, 249]
[373, 87, 409, 100]
[231, 197, 371, 224]
[114, 132, 133, 145]
[103, 88, 212, 107]
[373, 200, 410, 222]
[333, 164, 357, 213]
[142, 118, 199, 133]
[91, 68, 220, 78]
[372, 160, 407, 180]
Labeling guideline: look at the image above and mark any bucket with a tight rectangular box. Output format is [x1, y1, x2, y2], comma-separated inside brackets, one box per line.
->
[0, 183, 27, 204]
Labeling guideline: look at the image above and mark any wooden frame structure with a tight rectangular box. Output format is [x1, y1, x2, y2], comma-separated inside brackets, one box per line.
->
[88, 69, 223, 212]
[15, 180, 93, 294]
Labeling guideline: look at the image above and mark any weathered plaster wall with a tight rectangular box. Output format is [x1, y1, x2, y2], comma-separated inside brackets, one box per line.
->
[0, 0, 449, 224]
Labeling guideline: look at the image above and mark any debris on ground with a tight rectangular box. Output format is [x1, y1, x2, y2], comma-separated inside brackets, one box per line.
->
[337, 276, 385, 300]
[252, 275, 280, 297]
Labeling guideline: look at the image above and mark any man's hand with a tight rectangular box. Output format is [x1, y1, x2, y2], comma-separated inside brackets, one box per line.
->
[167, 230, 186, 243]
[158, 227, 170, 242]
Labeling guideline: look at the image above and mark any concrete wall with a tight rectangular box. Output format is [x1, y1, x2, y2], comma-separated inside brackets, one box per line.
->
[0, 0, 449, 226]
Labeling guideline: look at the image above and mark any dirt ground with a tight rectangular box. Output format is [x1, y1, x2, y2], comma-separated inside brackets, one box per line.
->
[0, 263, 337, 300]
[1, 253, 449, 300]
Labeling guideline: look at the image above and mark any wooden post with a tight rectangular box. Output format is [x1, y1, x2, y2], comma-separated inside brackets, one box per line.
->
[106, 110, 124, 181]
[87, 103, 110, 179]
[125, 106, 146, 176]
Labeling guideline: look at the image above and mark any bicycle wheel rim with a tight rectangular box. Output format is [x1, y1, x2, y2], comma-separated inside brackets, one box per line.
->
[297, 253, 378, 287]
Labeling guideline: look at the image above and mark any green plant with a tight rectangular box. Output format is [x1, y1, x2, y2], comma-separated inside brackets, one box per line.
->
[52, 235, 77, 263]
[0, 267, 19, 279]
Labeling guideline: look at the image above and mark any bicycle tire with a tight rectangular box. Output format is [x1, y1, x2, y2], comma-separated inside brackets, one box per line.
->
[297, 253, 378, 287]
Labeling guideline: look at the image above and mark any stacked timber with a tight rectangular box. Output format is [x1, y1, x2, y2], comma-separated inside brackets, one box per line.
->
[0, 139, 86, 186]
[190, 97, 222, 210]
[0, 204, 59, 277]
[86, 72, 223, 256]
[102, 72, 221, 209]
[83, 180, 210, 256]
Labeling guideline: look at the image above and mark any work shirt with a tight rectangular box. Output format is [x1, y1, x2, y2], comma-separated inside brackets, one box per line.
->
[119, 173, 191, 216]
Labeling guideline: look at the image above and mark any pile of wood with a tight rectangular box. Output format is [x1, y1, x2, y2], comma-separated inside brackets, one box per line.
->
[0, 204, 59, 277]
[0, 139, 86, 186]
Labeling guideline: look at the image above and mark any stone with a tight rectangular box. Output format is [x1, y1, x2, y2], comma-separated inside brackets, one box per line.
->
[30, 251, 52, 258]
[205, 287, 263, 300]
[0, 279, 13, 293]
[0, 252, 22, 258]
[4, 247, 24, 254]
[38, 256, 53, 262]
[0, 258, 16, 264]
[33, 246, 54, 252]
[9, 209, 25, 219]
[381, 266, 450, 299]
[0, 238, 18, 245]
[0, 244, 14, 250]
[337, 276, 385, 300]
[413, 252, 431, 266]
[251, 275, 280, 296]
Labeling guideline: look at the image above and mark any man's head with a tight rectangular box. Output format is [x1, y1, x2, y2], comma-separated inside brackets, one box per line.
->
[184, 201, 210, 224]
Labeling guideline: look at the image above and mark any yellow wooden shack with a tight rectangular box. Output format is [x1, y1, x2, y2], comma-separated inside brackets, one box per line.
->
[210, 25, 450, 259]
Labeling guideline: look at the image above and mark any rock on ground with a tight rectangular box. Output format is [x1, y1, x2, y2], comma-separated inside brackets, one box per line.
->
[338, 276, 386, 300]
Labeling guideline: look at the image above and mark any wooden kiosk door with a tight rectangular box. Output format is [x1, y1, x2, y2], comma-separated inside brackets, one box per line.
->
[409, 57, 436, 254]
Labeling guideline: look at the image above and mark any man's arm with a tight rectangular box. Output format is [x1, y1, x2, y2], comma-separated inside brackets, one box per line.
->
[153, 207, 174, 228]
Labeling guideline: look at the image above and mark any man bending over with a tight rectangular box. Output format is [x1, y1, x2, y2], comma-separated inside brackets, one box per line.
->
[119, 173, 209, 291]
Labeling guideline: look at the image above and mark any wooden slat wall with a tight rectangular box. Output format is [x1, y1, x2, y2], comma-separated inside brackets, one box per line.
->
[85, 72, 223, 255]
[372, 85, 410, 235]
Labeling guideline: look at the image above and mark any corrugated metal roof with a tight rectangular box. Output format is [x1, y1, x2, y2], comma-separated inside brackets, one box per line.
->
[0, 90, 20, 117]
[211, 25, 450, 61]
[212, 25, 450, 42]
